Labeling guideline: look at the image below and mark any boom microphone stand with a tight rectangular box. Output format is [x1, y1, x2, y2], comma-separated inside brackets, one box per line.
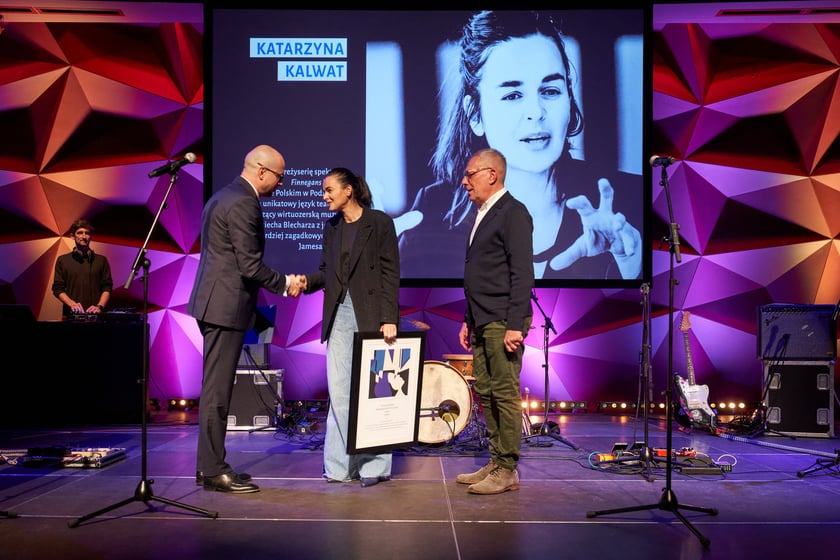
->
[587, 158, 717, 548]
[69, 168, 216, 528]
[522, 290, 577, 450]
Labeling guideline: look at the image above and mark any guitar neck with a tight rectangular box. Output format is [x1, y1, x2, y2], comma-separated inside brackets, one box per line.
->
[683, 331, 696, 385]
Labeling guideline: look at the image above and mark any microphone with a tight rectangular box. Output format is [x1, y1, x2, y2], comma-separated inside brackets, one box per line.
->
[649, 155, 676, 168]
[148, 153, 196, 178]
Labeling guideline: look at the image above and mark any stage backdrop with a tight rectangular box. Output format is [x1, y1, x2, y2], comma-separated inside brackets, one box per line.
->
[0, 2, 838, 417]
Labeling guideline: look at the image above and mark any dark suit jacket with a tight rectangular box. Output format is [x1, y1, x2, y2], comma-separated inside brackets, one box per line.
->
[188, 177, 286, 330]
[464, 191, 534, 332]
[305, 208, 400, 343]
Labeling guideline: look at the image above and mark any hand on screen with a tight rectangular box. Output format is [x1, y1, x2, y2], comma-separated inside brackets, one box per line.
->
[549, 178, 641, 279]
[393, 210, 423, 237]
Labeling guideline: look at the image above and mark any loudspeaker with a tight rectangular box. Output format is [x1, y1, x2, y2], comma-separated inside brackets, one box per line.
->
[228, 369, 283, 431]
[763, 361, 834, 437]
[757, 304, 836, 360]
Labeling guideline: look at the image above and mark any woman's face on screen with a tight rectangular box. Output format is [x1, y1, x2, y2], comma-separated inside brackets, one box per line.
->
[473, 34, 570, 175]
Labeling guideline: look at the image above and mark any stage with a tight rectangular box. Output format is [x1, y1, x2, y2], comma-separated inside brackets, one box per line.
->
[1, 410, 838, 560]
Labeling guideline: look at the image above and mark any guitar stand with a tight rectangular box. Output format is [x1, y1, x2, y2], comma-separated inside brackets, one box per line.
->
[587, 159, 717, 549]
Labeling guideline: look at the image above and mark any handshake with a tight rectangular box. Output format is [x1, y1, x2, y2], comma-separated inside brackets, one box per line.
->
[285, 274, 308, 297]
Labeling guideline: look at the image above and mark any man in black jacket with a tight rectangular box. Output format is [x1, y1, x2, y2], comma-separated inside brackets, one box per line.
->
[455, 148, 534, 494]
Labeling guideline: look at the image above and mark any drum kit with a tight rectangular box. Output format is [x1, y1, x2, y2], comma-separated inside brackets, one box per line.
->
[417, 354, 486, 446]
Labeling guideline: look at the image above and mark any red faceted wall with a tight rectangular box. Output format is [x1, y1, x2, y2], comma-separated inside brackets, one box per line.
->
[1, 3, 838, 411]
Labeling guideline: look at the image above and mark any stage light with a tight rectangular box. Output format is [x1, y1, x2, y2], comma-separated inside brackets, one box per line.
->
[168, 398, 198, 411]
[521, 400, 588, 413]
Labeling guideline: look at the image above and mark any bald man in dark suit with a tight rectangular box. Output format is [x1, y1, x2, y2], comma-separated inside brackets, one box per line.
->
[188, 144, 302, 494]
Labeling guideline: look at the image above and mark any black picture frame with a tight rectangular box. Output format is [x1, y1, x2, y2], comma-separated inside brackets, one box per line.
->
[347, 330, 426, 454]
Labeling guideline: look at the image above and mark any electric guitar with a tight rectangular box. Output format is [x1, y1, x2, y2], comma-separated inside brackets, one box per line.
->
[674, 311, 717, 429]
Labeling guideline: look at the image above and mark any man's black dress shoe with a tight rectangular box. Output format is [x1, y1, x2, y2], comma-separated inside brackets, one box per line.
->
[196, 470, 252, 486]
[202, 472, 259, 494]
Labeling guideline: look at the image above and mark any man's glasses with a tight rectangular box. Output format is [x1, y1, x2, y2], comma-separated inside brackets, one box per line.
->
[464, 167, 492, 179]
[258, 163, 284, 183]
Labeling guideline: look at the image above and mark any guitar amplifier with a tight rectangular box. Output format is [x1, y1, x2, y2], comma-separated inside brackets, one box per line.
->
[757, 304, 836, 360]
[763, 361, 834, 437]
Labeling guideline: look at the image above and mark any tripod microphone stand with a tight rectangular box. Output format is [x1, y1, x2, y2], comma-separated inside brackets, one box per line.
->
[587, 159, 717, 548]
[522, 291, 577, 450]
[69, 169, 216, 528]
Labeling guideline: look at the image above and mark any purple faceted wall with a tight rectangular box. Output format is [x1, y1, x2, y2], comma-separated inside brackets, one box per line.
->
[1, 3, 838, 412]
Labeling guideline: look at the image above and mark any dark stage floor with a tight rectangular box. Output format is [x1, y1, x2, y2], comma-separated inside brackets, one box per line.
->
[1, 408, 839, 560]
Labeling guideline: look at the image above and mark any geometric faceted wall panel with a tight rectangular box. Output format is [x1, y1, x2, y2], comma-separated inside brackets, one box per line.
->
[0, 6, 205, 403]
[1, 3, 839, 412]
[650, 7, 840, 406]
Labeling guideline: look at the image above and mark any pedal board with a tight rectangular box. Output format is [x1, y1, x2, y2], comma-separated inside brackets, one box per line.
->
[62, 448, 127, 468]
[20, 447, 127, 468]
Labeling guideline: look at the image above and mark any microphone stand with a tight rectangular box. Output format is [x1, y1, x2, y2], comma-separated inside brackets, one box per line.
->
[587, 161, 717, 548]
[522, 290, 577, 450]
[69, 170, 216, 528]
[592, 283, 665, 480]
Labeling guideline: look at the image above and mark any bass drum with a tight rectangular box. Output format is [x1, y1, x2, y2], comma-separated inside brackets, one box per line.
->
[418, 361, 472, 444]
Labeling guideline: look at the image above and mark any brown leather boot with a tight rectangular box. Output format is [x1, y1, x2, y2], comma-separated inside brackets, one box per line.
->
[455, 460, 496, 485]
[467, 466, 519, 494]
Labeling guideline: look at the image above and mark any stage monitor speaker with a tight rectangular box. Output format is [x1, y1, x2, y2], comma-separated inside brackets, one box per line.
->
[757, 304, 836, 360]
[763, 361, 834, 437]
[228, 369, 283, 431]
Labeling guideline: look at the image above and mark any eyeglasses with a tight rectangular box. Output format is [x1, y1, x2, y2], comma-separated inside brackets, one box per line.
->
[464, 167, 492, 179]
[258, 163, 284, 183]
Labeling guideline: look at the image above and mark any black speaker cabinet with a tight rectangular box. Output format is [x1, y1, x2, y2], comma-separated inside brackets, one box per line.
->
[758, 304, 836, 360]
[763, 361, 834, 437]
[228, 369, 283, 431]
[0, 321, 144, 428]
